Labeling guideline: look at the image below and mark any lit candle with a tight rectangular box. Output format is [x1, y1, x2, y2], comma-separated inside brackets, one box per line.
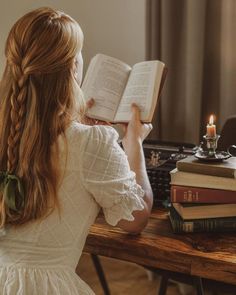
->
[206, 115, 216, 137]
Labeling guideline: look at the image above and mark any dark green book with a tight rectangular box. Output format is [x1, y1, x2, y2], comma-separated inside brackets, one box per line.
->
[169, 206, 236, 233]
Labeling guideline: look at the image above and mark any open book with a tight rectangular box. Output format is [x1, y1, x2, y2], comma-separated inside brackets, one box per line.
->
[81, 54, 166, 123]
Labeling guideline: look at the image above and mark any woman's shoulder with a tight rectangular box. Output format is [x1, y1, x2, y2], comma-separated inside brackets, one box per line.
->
[66, 121, 119, 143]
[63, 122, 120, 161]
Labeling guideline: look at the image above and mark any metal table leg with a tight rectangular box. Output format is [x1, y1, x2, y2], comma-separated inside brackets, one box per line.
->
[158, 275, 169, 295]
[193, 276, 204, 295]
[91, 254, 111, 295]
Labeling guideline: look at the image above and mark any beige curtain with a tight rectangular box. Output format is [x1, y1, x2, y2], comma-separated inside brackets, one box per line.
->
[147, 0, 236, 145]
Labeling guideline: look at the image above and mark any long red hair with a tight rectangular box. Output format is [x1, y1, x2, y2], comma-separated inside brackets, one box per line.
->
[0, 7, 84, 227]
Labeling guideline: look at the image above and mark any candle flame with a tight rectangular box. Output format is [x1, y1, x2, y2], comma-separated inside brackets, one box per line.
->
[209, 115, 214, 125]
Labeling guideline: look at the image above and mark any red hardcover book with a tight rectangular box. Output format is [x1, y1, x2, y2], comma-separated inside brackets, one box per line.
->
[171, 185, 236, 203]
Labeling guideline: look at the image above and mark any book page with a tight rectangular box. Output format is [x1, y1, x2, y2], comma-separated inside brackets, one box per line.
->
[114, 61, 165, 122]
[82, 54, 131, 121]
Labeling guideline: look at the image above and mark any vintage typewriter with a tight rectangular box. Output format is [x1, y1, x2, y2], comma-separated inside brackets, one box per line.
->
[143, 140, 196, 207]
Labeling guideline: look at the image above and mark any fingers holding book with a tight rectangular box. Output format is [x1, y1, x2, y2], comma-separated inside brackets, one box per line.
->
[84, 98, 111, 126]
[122, 103, 153, 149]
[84, 100, 152, 141]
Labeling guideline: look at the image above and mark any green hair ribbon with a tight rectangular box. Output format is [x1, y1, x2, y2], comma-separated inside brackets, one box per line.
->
[0, 172, 25, 212]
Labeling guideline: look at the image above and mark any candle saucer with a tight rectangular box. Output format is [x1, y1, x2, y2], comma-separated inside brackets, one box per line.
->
[194, 150, 231, 162]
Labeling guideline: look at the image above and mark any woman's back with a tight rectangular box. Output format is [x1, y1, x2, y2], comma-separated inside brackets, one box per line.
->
[0, 123, 97, 294]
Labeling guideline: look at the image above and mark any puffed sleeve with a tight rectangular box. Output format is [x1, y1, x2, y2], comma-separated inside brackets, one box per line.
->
[81, 125, 145, 226]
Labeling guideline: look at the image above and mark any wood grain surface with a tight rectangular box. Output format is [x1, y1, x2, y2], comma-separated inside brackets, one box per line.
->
[84, 208, 236, 285]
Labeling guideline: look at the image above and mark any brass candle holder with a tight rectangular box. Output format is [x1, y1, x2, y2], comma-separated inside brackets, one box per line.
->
[203, 134, 220, 157]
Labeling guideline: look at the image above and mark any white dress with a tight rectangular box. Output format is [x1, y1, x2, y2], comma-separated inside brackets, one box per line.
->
[0, 122, 145, 295]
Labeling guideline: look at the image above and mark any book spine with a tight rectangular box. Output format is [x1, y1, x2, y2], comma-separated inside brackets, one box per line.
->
[169, 210, 236, 233]
[171, 185, 236, 203]
[176, 162, 235, 178]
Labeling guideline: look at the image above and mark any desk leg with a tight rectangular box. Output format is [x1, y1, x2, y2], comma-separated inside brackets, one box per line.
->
[91, 254, 111, 295]
[193, 276, 204, 295]
[158, 275, 169, 295]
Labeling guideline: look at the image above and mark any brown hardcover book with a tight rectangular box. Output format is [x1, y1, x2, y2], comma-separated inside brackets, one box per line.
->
[176, 155, 236, 178]
[171, 185, 236, 203]
[172, 202, 236, 220]
[170, 168, 236, 191]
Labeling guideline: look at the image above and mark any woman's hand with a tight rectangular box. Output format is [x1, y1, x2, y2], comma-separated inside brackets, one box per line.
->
[84, 98, 111, 126]
[122, 104, 152, 150]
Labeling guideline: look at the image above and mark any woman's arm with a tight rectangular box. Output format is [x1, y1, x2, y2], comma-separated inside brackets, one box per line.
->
[117, 104, 153, 233]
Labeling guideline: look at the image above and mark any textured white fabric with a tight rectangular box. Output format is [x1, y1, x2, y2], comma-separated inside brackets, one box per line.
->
[0, 122, 145, 294]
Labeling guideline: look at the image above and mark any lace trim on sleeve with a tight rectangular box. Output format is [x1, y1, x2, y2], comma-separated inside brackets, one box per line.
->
[103, 183, 145, 226]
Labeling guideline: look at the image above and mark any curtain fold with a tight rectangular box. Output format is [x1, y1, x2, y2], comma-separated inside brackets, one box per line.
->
[147, 0, 236, 145]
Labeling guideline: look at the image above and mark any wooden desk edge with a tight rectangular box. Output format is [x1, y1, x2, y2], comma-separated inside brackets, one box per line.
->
[84, 209, 236, 286]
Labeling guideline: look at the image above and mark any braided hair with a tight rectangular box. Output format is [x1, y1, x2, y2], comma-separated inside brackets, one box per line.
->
[7, 60, 29, 173]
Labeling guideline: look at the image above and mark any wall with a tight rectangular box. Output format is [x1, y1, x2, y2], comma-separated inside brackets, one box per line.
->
[0, 0, 146, 76]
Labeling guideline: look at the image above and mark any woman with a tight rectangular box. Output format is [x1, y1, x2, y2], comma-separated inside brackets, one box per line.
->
[0, 7, 153, 294]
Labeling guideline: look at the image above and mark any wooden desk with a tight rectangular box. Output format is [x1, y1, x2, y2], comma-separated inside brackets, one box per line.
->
[84, 208, 236, 286]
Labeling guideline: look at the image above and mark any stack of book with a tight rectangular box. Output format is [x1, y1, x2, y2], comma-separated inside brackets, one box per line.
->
[169, 155, 236, 233]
